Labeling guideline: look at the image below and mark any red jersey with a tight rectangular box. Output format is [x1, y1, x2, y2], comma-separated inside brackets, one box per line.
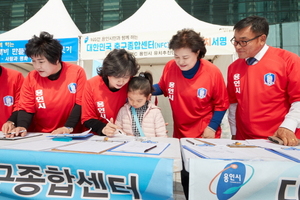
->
[81, 75, 128, 125]
[227, 46, 300, 139]
[19, 62, 86, 133]
[0, 66, 24, 127]
[158, 59, 229, 139]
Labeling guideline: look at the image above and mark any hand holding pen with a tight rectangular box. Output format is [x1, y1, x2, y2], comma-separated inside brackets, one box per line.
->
[1, 121, 15, 134]
[5, 127, 27, 138]
[102, 118, 125, 137]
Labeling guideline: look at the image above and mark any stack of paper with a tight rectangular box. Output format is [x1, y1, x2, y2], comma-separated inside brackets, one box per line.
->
[47, 128, 93, 139]
[183, 143, 291, 162]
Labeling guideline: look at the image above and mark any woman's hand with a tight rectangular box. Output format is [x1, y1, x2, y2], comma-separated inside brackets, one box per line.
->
[2, 121, 15, 134]
[102, 118, 119, 137]
[51, 127, 73, 135]
[5, 127, 27, 138]
[202, 127, 216, 138]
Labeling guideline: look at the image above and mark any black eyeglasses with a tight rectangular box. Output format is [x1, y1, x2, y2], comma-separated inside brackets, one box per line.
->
[230, 34, 263, 47]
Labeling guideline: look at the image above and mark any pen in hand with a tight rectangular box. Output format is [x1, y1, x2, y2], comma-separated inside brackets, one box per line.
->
[144, 145, 157, 153]
[104, 118, 125, 135]
[6, 130, 26, 136]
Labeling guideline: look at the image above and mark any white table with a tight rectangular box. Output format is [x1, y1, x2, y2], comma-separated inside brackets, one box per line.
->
[180, 138, 300, 200]
[180, 137, 299, 172]
[1, 132, 181, 199]
[0, 133, 182, 172]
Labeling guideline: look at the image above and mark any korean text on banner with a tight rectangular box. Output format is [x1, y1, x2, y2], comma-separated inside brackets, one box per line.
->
[0, 149, 173, 200]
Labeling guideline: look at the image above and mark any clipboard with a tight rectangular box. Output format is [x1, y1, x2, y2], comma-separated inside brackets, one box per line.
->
[47, 129, 93, 139]
[0, 132, 43, 140]
[182, 145, 207, 158]
[51, 140, 126, 154]
[182, 145, 246, 161]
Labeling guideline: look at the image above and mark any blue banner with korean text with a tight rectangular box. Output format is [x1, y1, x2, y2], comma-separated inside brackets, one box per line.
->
[0, 38, 78, 63]
[0, 149, 173, 200]
[80, 31, 234, 61]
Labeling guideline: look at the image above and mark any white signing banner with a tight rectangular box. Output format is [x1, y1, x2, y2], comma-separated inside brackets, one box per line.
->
[189, 159, 300, 200]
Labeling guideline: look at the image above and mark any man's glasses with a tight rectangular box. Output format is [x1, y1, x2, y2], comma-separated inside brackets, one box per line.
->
[230, 34, 263, 47]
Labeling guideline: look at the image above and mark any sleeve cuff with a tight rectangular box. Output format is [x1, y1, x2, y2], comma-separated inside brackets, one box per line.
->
[280, 118, 298, 133]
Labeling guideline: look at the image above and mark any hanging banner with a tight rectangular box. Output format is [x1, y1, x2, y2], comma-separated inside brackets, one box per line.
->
[0, 38, 79, 63]
[189, 159, 300, 200]
[80, 30, 234, 60]
[0, 149, 173, 200]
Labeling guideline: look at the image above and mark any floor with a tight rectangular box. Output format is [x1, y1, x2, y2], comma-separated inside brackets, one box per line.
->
[174, 190, 186, 200]
[173, 172, 186, 200]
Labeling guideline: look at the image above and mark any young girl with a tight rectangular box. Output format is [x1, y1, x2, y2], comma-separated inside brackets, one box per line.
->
[114, 71, 167, 137]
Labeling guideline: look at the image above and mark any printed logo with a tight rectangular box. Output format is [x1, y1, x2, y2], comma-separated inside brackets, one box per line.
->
[97, 101, 106, 119]
[169, 82, 175, 88]
[264, 73, 275, 86]
[233, 73, 241, 94]
[3, 96, 14, 106]
[197, 88, 207, 99]
[97, 101, 104, 107]
[36, 89, 46, 109]
[209, 162, 254, 200]
[68, 83, 77, 93]
[84, 36, 89, 43]
[168, 82, 175, 101]
[36, 89, 43, 96]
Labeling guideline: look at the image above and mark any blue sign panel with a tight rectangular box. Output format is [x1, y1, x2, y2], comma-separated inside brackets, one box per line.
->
[0, 38, 78, 63]
[0, 149, 173, 200]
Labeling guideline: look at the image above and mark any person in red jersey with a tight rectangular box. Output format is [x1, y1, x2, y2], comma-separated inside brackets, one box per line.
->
[153, 29, 229, 200]
[81, 49, 140, 136]
[154, 29, 229, 139]
[227, 16, 300, 146]
[0, 66, 24, 133]
[8, 31, 87, 137]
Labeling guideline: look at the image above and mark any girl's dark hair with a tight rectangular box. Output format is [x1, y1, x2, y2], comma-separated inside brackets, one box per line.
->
[98, 49, 140, 78]
[169, 28, 206, 59]
[128, 71, 154, 97]
[25, 31, 63, 64]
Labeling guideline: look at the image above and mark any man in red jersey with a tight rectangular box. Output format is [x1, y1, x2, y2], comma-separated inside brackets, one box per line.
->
[0, 66, 24, 133]
[227, 16, 300, 146]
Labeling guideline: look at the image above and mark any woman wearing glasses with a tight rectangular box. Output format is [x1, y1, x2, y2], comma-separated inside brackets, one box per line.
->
[227, 15, 300, 146]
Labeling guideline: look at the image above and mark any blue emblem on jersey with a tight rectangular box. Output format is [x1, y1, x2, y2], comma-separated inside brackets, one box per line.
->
[264, 73, 275, 86]
[3, 96, 14, 106]
[68, 83, 77, 93]
[197, 88, 207, 99]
